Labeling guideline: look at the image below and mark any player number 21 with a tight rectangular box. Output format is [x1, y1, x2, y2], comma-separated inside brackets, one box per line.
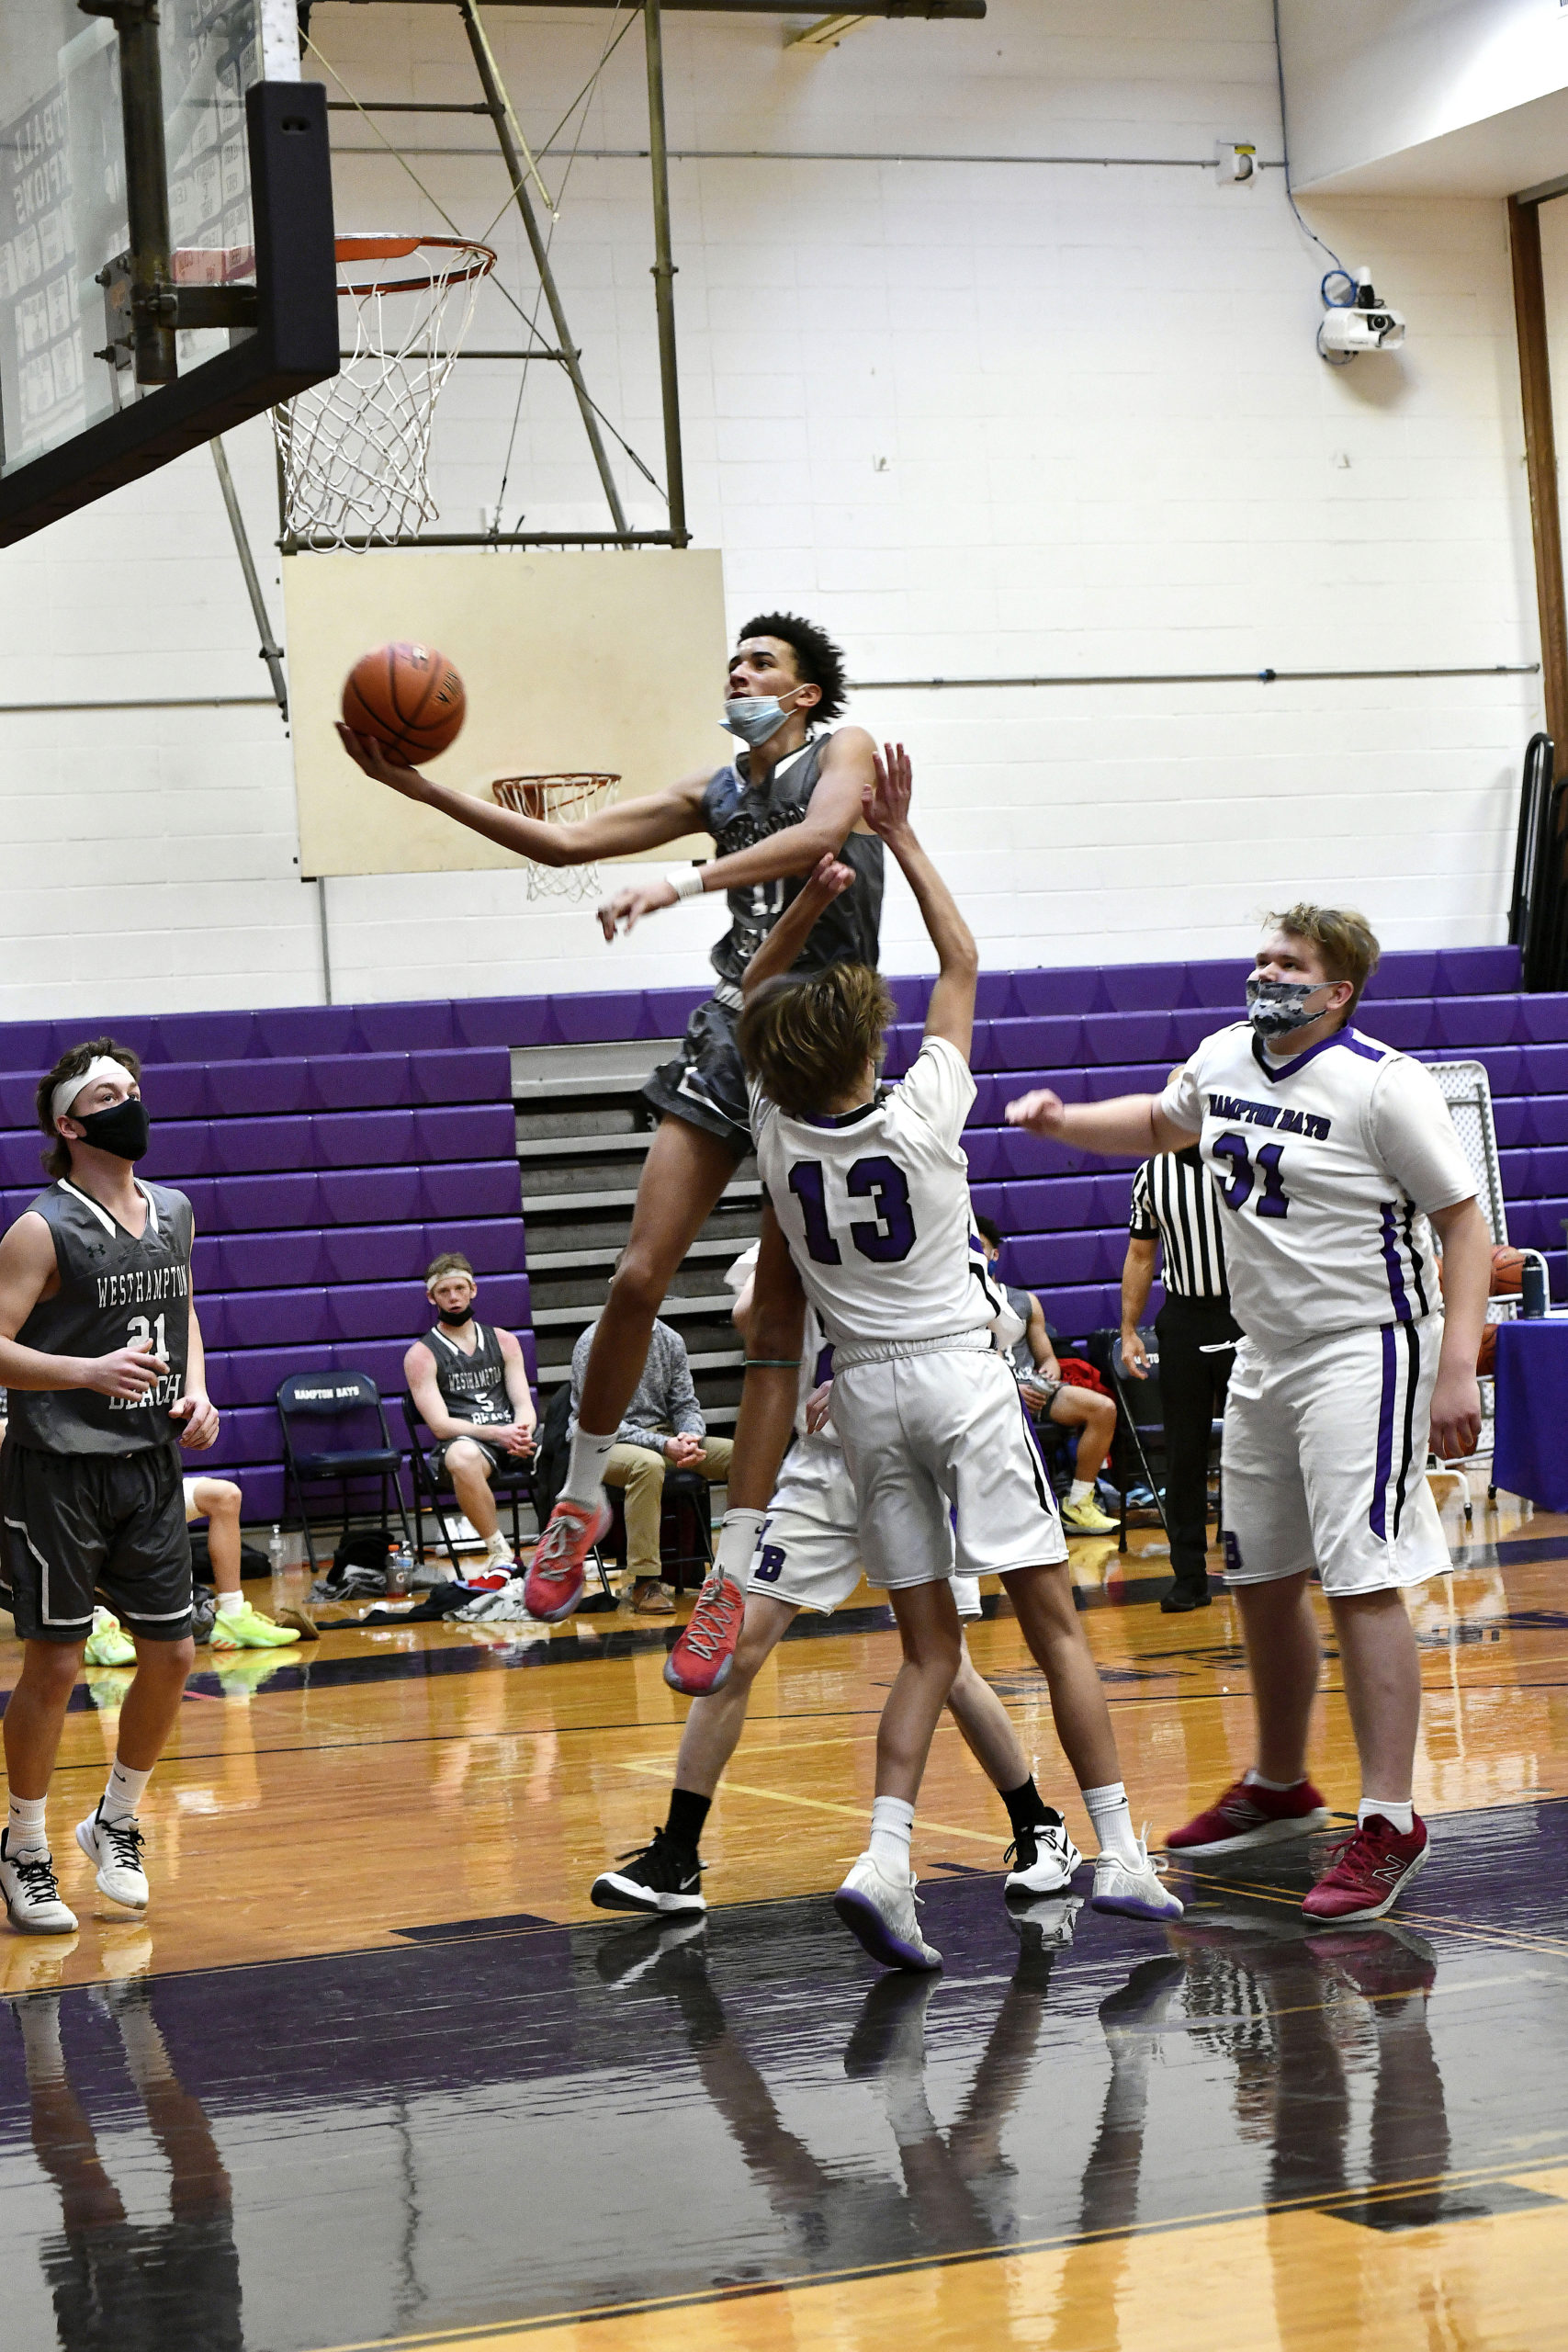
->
[787, 1157, 918, 1264]
[127, 1312, 168, 1358]
[1211, 1132, 1289, 1219]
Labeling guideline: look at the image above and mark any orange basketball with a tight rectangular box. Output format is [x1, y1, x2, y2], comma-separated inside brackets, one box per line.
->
[342, 641, 466, 763]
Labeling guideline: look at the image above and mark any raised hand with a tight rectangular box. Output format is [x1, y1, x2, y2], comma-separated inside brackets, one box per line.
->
[800, 852, 856, 904]
[862, 741, 913, 840]
[1005, 1089, 1068, 1137]
[335, 723, 427, 797]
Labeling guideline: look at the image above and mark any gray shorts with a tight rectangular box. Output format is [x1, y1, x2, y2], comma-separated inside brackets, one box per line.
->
[1, 1442, 192, 1644]
[641, 992, 751, 1159]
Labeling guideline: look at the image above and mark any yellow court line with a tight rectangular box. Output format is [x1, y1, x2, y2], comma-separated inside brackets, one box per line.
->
[615, 1758, 1004, 1847]
[310, 2155, 1568, 2352]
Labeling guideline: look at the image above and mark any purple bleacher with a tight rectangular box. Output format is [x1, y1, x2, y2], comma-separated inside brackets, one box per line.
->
[1101, 965, 1185, 1013]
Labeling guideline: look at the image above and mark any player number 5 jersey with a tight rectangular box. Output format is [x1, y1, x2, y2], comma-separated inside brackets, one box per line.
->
[1157, 1023, 1475, 1354]
[750, 1035, 1008, 1351]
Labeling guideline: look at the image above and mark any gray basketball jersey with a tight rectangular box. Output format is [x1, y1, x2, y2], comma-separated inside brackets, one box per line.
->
[425, 1323, 512, 1426]
[1004, 1283, 1037, 1381]
[701, 735, 884, 989]
[7, 1180, 193, 1455]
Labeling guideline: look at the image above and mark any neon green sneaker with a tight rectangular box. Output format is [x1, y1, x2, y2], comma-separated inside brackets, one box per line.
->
[1060, 1493, 1119, 1536]
[209, 1601, 302, 1650]
[85, 1607, 136, 1667]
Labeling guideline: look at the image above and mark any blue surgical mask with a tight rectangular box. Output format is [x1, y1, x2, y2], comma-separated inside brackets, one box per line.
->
[1246, 974, 1326, 1042]
[720, 692, 805, 748]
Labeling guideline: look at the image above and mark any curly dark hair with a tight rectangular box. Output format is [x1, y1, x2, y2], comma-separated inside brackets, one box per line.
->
[37, 1037, 141, 1180]
[737, 612, 849, 727]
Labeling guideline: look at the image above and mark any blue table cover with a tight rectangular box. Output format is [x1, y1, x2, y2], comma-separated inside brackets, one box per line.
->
[1493, 1317, 1568, 1512]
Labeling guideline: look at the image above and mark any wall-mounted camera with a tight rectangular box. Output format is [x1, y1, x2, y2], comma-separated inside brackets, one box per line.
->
[1319, 267, 1405, 362]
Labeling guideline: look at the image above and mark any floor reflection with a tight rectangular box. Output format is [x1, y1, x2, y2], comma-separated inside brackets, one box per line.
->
[10, 1973, 241, 2352]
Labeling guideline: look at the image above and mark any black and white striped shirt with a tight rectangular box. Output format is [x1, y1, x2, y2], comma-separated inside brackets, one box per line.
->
[1128, 1148, 1228, 1301]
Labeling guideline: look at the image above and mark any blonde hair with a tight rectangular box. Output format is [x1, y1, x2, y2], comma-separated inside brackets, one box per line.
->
[738, 963, 895, 1119]
[425, 1250, 476, 1292]
[1266, 903, 1382, 1013]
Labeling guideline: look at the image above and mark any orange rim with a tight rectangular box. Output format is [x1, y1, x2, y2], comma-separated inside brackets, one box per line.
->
[333, 233, 497, 298]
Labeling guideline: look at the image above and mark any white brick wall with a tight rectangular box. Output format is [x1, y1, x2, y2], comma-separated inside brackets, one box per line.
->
[0, 0, 1542, 1022]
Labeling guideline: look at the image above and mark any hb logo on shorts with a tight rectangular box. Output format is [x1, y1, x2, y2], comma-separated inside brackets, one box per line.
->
[753, 1544, 786, 1583]
[1223, 1530, 1244, 1576]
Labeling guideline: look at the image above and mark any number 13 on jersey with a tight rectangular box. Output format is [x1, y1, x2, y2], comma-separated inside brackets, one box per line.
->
[787, 1157, 919, 1264]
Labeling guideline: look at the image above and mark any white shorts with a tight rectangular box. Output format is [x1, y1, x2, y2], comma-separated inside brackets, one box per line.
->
[745, 1437, 988, 1619]
[1222, 1320, 1451, 1598]
[831, 1342, 1066, 1591]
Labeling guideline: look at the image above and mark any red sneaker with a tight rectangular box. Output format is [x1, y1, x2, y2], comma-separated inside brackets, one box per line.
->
[1301, 1814, 1429, 1924]
[1166, 1777, 1330, 1857]
[663, 1571, 744, 1695]
[523, 1498, 610, 1623]
[465, 1564, 513, 1594]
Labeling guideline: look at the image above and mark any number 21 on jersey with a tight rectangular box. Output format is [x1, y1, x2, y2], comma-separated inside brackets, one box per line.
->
[787, 1157, 918, 1264]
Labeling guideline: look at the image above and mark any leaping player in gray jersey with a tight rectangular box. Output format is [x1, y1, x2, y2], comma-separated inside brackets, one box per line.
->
[0, 1041, 219, 1936]
[342, 614, 879, 1691]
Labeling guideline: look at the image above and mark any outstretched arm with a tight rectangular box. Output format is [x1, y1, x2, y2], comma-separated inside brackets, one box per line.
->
[863, 744, 977, 1061]
[338, 726, 711, 868]
[1006, 1089, 1196, 1159]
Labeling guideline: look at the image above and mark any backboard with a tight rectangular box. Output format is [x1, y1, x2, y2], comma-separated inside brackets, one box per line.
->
[0, 0, 336, 545]
[284, 548, 728, 878]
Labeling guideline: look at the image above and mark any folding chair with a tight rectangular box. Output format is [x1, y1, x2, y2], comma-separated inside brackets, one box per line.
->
[1425, 1060, 1516, 1521]
[599, 1467, 716, 1595]
[276, 1370, 413, 1577]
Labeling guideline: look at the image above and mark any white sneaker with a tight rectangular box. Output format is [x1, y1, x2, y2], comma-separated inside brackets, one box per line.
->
[74, 1809, 150, 1910]
[832, 1852, 942, 1973]
[1004, 1812, 1082, 1897]
[0, 1832, 78, 1935]
[1007, 1893, 1083, 1959]
[1091, 1836, 1184, 1922]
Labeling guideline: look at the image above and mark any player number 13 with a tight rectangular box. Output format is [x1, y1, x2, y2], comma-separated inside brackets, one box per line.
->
[1211, 1132, 1290, 1219]
[787, 1156, 918, 1264]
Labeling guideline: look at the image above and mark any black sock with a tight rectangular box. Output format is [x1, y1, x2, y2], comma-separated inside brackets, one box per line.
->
[664, 1788, 711, 1854]
[1000, 1777, 1055, 1838]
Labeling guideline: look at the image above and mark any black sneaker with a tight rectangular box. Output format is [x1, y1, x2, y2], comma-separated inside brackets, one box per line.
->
[590, 1826, 705, 1916]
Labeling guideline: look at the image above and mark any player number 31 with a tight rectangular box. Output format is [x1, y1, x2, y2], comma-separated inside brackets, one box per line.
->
[1211, 1132, 1290, 1218]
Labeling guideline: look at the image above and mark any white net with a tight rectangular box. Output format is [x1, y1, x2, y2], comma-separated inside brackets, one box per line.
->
[491, 775, 620, 900]
[273, 236, 494, 548]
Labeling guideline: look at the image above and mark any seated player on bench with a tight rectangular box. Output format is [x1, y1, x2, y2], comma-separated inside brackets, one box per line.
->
[186, 1475, 299, 1649]
[405, 1252, 536, 1591]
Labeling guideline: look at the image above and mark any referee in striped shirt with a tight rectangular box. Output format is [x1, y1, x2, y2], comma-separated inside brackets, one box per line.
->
[1121, 1116, 1239, 1613]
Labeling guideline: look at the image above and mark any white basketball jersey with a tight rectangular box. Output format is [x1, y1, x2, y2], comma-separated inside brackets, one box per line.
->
[750, 1036, 1010, 1351]
[1158, 1022, 1476, 1354]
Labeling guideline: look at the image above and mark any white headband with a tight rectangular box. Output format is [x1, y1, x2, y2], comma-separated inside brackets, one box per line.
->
[51, 1057, 136, 1126]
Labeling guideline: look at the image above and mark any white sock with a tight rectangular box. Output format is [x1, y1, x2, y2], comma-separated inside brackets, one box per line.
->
[1359, 1796, 1415, 1835]
[216, 1589, 245, 1619]
[1068, 1479, 1094, 1505]
[1083, 1780, 1142, 1867]
[561, 1425, 615, 1509]
[101, 1758, 152, 1826]
[485, 1529, 512, 1564]
[869, 1793, 915, 1878]
[6, 1793, 48, 1860]
[1245, 1768, 1304, 1793]
[714, 1507, 764, 1587]
[114, 2003, 175, 2091]
[14, 1998, 64, 2085]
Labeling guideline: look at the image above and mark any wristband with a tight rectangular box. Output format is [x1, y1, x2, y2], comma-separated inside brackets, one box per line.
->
[744, 1358, 802, 1369]
[666, 865, 706, 902]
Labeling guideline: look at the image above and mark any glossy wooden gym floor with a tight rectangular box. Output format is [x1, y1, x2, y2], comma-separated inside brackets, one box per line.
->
[3, 1498, 1566, 2352]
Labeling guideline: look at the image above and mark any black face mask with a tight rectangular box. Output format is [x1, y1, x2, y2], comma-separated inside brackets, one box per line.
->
[73, 1097, 151, 1163]
[436, 1303, 474, 1328]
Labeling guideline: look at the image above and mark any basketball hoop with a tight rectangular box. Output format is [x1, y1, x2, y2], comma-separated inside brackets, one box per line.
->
[274, 234, 496, 549]
[491, 775, 620, 901]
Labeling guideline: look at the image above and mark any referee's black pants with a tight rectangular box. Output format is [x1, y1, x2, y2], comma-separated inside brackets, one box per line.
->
[1154, 1295, 1241, 1586]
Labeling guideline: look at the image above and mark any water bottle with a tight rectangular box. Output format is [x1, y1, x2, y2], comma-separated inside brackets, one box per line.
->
[268, 1525, 286, 1574]
[385, 1545, 414, 1599]
[1521, 1253, 1549, 1318]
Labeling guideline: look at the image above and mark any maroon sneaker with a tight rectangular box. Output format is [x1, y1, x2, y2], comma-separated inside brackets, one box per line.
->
[1166, 1777, 1331, 1858]
[523, 1498, 611, 1623]
[1301, 1814, 1429, 1924]
[663, 1571, 745, 1695]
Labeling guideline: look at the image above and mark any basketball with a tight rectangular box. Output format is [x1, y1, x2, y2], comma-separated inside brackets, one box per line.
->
[342, 641, 466, 763]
